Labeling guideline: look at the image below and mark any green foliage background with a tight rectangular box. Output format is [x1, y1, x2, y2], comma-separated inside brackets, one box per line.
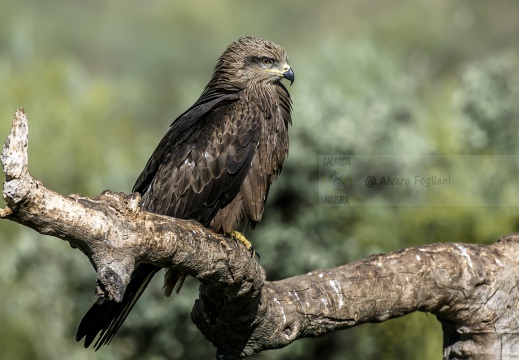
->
[1, 1, 518, 359]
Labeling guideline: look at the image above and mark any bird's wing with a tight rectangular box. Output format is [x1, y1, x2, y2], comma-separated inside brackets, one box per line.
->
[135, 88, 262, 229]
[133, 87, 242, 197]
[77, 88, 261, 349]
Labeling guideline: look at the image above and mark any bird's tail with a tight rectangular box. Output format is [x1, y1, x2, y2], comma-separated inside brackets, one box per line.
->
[76, 263, 160, 350]
[163, 268, 187, 297]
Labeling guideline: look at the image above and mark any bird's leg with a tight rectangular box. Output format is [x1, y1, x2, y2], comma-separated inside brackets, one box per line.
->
[228, 230, 257, 258]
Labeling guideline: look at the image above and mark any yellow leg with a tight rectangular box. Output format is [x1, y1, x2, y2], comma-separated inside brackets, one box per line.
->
[228, 230, 256, 257]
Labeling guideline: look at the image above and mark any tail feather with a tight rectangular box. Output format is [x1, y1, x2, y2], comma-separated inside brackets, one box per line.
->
[163, 269, 187, 297]
[76, 263, 160, 350]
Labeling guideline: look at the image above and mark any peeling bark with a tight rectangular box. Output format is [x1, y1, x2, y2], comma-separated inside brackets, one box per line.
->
[2, 109, 519, 359]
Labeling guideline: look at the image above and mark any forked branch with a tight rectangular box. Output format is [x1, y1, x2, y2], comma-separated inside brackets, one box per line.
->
[2, 109, 519, 359]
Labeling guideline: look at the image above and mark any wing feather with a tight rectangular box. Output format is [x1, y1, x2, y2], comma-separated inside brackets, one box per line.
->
[137, 92, 260, 230]
[133, 89, 241, 196]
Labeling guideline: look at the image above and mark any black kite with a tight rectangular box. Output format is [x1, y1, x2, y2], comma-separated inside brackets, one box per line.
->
[76, 36, 294, 349]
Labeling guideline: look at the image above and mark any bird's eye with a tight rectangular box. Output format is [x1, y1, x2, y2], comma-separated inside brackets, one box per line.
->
[262, 57, 272, 65]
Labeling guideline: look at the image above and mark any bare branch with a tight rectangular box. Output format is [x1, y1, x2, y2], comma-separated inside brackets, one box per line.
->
[248, 238, 519, 359]
[3, 109, 519, 359]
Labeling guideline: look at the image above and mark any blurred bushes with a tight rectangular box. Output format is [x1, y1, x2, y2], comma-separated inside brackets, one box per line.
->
[1, 1, 518, 359]
[458, 54, 519, 153]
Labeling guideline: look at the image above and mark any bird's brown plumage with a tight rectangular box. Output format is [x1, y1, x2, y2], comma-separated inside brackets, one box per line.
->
[76, 36, 293, 349]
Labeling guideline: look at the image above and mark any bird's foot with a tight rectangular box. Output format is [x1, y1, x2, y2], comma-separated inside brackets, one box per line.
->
[228, 230, 258, 258]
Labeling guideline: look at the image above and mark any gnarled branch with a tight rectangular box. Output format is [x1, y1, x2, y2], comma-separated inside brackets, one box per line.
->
[2, 109, 519, 359]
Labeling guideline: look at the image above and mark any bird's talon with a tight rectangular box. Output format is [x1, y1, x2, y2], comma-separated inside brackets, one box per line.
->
[247, 244, 260, 260]
[228, 230, 258, 259]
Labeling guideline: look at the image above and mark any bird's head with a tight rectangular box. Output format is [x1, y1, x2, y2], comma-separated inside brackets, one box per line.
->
[212, 36, 294, 88]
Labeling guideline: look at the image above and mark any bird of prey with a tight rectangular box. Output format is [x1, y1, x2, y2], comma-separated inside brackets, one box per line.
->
[76, 36, 294, 349]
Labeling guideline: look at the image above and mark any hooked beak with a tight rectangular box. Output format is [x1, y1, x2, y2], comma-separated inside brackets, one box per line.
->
[283, 68, 295, 86]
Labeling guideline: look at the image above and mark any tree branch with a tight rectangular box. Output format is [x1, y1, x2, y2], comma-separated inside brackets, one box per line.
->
[2, 109, 519, 359]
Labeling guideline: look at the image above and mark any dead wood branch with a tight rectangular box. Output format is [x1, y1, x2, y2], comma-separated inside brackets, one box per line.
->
[2, 109, 519, 359]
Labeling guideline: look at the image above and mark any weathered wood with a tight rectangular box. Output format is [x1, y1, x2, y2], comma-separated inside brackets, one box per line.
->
[2, 109, 519, 359]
